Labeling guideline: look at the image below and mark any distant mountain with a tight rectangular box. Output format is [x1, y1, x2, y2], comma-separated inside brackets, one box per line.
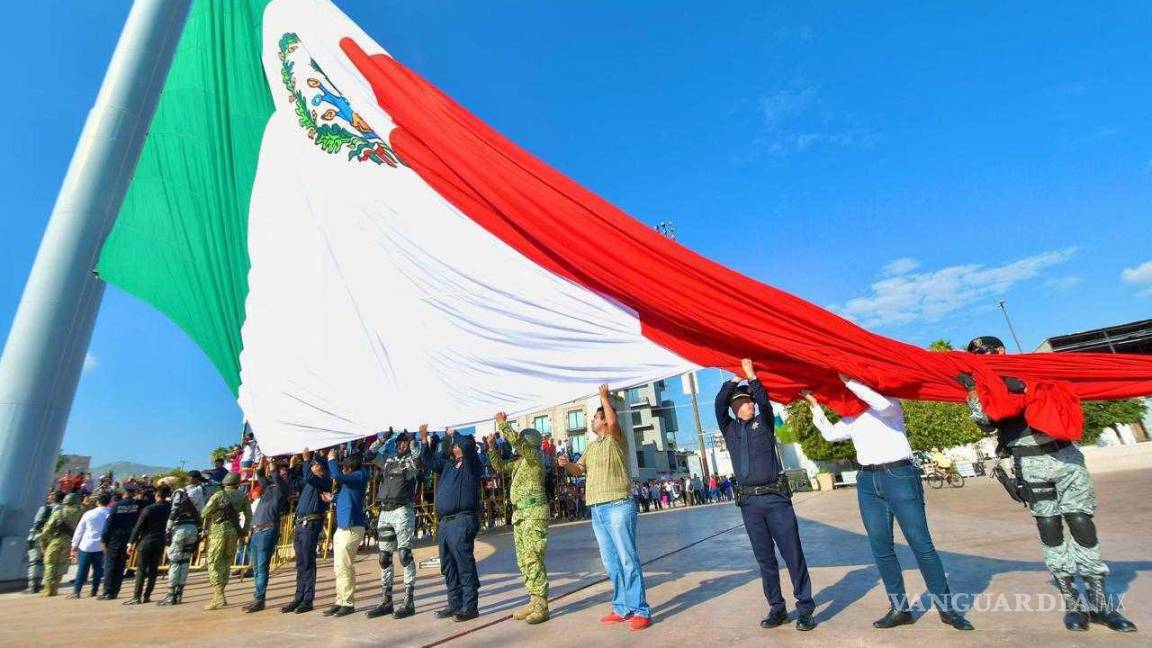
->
[90, 461, 173, 478]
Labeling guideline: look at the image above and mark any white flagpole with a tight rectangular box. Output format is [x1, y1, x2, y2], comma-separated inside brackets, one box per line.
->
[0, 0, 191, 581]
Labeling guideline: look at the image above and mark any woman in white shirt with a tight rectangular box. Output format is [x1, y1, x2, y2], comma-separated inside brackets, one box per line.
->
[804, 375, 972, 632]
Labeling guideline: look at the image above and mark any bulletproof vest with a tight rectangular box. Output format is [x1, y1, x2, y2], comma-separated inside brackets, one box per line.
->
[170, 491, 199, 525]
[377, 459, 416, 505]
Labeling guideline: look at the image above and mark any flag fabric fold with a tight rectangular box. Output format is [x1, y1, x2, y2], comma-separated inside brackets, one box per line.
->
[97, 0, 1152, 454]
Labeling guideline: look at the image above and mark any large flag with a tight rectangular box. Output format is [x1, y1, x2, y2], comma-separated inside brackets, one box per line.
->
[97, 0, 1152, 455]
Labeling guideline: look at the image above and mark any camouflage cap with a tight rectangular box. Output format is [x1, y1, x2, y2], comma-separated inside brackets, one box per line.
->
[63, 493, 81, 505]
[222, 473, 241, 486]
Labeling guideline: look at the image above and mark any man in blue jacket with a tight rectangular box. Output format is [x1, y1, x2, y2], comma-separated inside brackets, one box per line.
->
[424, 427, 482, 622]
[325, 447, 368, 618]
[281, 448, 331, 614]
[716, 358, 816, 632]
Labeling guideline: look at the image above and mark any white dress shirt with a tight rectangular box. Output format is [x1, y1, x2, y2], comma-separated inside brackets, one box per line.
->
[810, 378, 913, 466]
[71, 506, 112, 553]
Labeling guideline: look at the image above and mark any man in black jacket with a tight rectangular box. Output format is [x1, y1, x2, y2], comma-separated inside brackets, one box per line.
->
[716, 358, 815, 632]
[424, 427, 482, 622]
[124, 485, 172, 605]
[98, 484, 145, 600]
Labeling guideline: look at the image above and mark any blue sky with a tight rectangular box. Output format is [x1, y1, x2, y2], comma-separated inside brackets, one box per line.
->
[2, 1, 1150, 468]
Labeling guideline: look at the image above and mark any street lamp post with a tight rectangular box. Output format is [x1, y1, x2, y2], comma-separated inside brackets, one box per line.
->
[997, 300, 1025, 353]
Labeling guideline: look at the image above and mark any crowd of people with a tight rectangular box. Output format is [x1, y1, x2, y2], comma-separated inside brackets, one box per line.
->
[22, 338, 1139, 636]
[632, 473, 735, 512]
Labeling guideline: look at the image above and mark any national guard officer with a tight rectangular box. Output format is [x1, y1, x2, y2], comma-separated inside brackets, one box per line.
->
[200, 472, 252, 610]
[487, 412, 551, 625]
[425, 427, 483, 622]
[23, 491, 60, 594]
[365, 427, 425, 620]
[98, 484, 145, 600]
[959, 336, 1137, 633]
[157, 479, 202, 606]
[40, 492, 83, 597]
[716, 358, 816, 631]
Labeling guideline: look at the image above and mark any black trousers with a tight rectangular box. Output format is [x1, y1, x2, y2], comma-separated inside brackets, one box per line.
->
[102, 540, 130, 597]
[293, 519, 323, 604]
[132, 541, 164, 601]
[739, 492, 815, 615]
[438, 513, 480, 612]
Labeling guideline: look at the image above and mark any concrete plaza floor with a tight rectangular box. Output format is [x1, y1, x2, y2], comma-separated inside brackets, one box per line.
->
[2, 468, 1148, 647]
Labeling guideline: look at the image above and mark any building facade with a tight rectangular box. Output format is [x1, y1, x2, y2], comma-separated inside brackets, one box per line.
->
[513, 380, 686, 481]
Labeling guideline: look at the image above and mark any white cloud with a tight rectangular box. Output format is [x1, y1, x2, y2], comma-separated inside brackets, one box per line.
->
[881, 257, 921, 277]
[837, 248, 1078, 328]
[1123, 260, 1152, 296]
[1044, 276, 1082, 291]
[761, 80, 818, 129]
[83, 352, 98, 373]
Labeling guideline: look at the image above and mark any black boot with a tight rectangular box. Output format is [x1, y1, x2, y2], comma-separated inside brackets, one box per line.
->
[366, 589, 394, 619]
[873, 608, 914, 629]
[1084, 576, 1137, 632]
[157, 588, 179, 606]
[394, 585, 415, 619]
[1054, 574, 1089, 631]
[435, 606, 459, 619]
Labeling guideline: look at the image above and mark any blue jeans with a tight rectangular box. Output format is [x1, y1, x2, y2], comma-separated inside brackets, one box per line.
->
[250, 527, 279, 602]
[857, 463, 952, 610]
[591, 498, 650, 618]
[74, 550, 104, 596]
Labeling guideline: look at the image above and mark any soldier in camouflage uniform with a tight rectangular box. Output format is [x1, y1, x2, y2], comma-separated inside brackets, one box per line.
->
[200, 473, 252, 610]
[365, 427, 425, 620]
[157, 484, 203, 606]
[24, 492, 60, 594]
[487, 412, 550, 625]
[960, 335, 1136, 633]
[40, 493, 83, 597]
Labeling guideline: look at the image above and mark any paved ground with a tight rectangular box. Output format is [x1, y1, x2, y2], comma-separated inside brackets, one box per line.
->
[3, 468, 1149, 647]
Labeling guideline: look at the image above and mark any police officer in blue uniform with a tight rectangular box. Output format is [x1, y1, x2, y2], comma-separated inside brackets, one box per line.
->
[281, 448, 331, 614]
[715, 358, 816, 631]
[97, 484, 145, 600]
[424, 427, 483, 622]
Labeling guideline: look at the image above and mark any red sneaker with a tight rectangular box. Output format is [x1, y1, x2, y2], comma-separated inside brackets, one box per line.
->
[628, 615, 652, 631]
[600, 612, 630, 624]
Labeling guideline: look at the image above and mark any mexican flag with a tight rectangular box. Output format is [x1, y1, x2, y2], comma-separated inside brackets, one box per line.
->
[97, 0, 1152, 454]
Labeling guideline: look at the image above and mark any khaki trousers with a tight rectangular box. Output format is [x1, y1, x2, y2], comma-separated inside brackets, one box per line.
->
[333, 526, 365, 606]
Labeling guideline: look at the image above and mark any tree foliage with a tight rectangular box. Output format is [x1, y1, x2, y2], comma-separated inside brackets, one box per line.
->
[928, 339, 955, 352]
[785, 402, 856, 462]
[901, 400, 985, 451]
[1081, 399, 1148, 445]
[210, 446, 232, 462]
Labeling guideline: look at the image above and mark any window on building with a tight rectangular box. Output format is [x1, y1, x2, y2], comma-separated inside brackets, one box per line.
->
[667, 451, 676, 469]
[569, 432, 587, 455]
[567, 409, 585, 431]
[631, 411, 644, 427]
[532, 415, 551, 436]
[626, 387, 645, 404]
[636, 451, 646, 468]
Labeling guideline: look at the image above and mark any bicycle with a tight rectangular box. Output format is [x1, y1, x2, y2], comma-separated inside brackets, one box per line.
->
[925, 465, 965, 489]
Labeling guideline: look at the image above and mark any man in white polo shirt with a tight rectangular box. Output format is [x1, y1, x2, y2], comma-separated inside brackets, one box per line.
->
[803, 374, 972, 632]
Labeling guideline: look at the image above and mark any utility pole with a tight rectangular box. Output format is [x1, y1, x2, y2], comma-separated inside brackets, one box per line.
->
[0, 0, 191, 580]
[652, 220, 709, 477]
[997, 300, 1025, 353]
[686, 372, 711, 479]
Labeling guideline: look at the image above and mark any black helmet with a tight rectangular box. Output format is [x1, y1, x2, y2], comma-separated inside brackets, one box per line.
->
[966, 336, 1006, 354]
